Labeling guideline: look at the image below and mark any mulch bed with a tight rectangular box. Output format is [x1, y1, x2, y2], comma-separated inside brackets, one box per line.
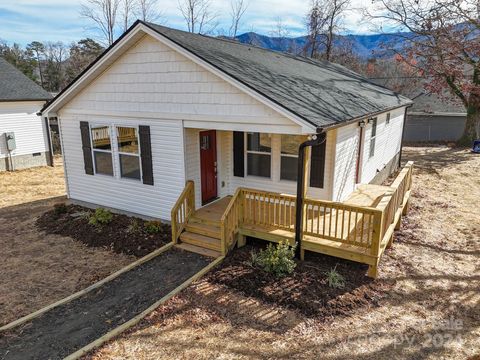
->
[206, 241, 394, 319]
[0, 248, 211, 360]
[36, 204, 171, 257]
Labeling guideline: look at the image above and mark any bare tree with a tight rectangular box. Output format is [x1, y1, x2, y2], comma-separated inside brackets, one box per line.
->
[305, 0, 351, 60]
[178, 0, 218, 34]
[120, 0, 135, 32]
[80, 0, 121, 45]
[269, 17, 290, 51]
[135, 0, 163, 22]
[366, 0, 480, 143]
[229, 0, 248, 38]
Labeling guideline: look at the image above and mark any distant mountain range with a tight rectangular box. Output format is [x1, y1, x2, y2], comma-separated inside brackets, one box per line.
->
[233, 31, 411, 59]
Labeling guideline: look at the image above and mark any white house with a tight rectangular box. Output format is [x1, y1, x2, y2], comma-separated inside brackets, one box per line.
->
[0, 57, 52, 171]
[42, 21, 412, 222]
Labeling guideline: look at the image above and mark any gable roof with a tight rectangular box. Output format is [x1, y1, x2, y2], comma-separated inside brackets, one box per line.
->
[0, 57, 51, 102]
[42, 21, 412, 128]
[144, 23, 412, 128]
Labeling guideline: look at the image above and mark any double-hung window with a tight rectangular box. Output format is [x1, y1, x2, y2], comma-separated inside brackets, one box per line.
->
[246, 132, 271, 178]
[280, 135, 305, 181]
[369, 117, 378, 158]
[91, 125, 114, 176]
[117, 126, 141, 180]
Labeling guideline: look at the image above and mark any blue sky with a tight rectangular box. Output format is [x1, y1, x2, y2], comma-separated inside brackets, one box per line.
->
[0, 0, 378, 45]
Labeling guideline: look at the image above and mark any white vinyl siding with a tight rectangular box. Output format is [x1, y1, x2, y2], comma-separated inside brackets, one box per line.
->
[332, 122, 359, 201]
[216, 131, 335, 200]
[62, 35, 301, 133]
[0, 101, 48, 158]
[59, 114, 185, 220]
[361, 108, 405, 184]
[57, 34, 308, 218]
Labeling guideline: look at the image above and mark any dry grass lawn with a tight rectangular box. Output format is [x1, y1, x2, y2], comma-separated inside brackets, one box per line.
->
[0, 160, 134, 326]
[89, 146, 480, 360]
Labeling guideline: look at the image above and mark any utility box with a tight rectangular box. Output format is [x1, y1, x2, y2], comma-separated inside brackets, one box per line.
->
[5, 132, 16, 151]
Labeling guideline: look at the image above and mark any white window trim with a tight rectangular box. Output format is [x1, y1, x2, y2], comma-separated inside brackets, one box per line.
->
[245, 132, 272, 179]
[115, 124, 143, 182]
[89, 122, 143, 182]
[90, 123, 114, 177]
[280, 135, 306, 182]
[369, 118, 378, 158]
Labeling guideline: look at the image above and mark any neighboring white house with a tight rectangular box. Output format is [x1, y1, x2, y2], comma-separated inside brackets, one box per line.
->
[42, 21, 412, 221]
[0, 57, 52, 171]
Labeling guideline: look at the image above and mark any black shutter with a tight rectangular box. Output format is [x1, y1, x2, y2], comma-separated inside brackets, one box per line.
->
[139, 125, 154, 185]
[310, 135, 326, 188]
[233, 131, 244, 177]
[80, 121, 94, 175]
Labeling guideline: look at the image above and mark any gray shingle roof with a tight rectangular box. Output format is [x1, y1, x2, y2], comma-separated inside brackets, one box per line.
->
[145, 22, 412, 128]
[0, 57, 51, 102]
[369, 77, 465, 115]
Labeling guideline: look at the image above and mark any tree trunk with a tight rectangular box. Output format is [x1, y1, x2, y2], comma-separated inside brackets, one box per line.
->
[459, 103, 480, 145]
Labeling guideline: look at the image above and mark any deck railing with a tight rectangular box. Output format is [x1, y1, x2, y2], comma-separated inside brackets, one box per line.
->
[220, 188, 243, 255]
[376, 161, 414, 247]
[242, 189, 297, 230]
[171, 180, 195, 243]
[302, 199, 382, 249]
[174, 162, 413, 278]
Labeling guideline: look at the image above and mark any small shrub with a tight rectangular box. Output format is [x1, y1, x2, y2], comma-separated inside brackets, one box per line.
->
[144, 220, 162, 234]
[326, 265, 345, 289]
[127, 219, 141, 234]
[53, 203, 68, 216]
[89, 208, 113, 226]
[256, 241, 297, 277]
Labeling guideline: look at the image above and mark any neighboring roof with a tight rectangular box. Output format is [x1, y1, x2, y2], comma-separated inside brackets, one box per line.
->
[370, 77, 465, 115]
[0, 57, 52, 102]
[43, 21, 412, 128]
[408, 91, 465, 115]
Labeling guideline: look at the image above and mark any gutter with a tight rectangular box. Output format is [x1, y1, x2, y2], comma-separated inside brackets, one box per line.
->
[294, 130, 326, 257]
[323, 103, 413, 132]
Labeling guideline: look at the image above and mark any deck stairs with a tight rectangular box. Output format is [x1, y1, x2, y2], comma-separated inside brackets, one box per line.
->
[175, 197, 231, 258]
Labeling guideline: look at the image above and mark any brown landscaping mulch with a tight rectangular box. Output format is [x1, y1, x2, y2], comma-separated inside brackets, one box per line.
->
[206, 241, 394, 319]
[36, 204, 171, 257]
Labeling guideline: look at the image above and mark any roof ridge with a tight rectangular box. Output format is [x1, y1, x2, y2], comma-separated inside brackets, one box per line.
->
[145, 22, 321, 66]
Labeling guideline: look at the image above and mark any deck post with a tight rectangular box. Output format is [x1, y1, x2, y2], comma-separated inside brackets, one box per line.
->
[368, 209, 384, 278]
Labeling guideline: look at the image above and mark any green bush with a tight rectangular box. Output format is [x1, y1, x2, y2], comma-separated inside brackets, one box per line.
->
[256, 240, 297, 277]
[326, 266, 345, 289]
[53, 203, 68, 215]
[88, 208, 113, 226]
[144, 220, 162, 234]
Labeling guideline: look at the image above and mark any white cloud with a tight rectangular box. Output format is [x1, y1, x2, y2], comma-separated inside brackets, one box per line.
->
[0, 0, 384, 44]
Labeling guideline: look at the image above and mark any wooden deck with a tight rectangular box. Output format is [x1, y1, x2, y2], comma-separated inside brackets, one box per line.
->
[171, 162, 414, 278]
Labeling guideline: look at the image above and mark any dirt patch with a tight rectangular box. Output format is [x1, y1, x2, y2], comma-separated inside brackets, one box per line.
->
[88, 146, 480, 360]
[0, 162, 132, 327]
[0, 248, 211, 360]
[36, 204, 171, 258]
[0, 156, 65, 208]
[207, 242, 392, 319]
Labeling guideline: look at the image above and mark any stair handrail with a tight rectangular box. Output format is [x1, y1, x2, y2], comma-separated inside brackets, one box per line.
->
[219, 187, 243, 255]
[171, 180, 195, 243]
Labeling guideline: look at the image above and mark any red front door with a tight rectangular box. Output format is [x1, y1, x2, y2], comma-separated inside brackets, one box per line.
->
[199, 130, 217, 204]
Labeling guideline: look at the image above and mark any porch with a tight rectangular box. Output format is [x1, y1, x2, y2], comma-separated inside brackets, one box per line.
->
[172, 161, 414, 278]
